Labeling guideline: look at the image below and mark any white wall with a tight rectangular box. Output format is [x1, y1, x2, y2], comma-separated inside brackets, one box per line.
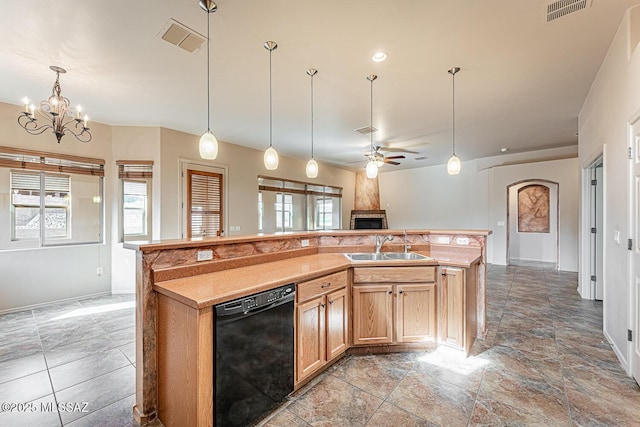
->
[379, 156, 579, 271]
[578, 6, 640, 368]
[0, 102, 113, 312]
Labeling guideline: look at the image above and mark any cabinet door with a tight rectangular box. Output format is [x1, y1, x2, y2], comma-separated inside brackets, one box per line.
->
[326, 287, 348, 360]
[352, 285, 393, 345]
[396, 284, 436, 343]
[296, 297, 326, 381]
[440, 267, 465, 348]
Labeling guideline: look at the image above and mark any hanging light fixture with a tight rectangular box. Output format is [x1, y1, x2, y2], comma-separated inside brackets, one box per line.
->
[263, 41, 279, 170]
[198, 0, 219, 160]
[18, 66, 91, 144]
[305, 68, 319, 178]
[365, 74, 379, 179]
[447, 67, 461, 175]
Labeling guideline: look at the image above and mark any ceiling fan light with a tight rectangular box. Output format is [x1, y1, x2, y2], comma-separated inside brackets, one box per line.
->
[366, 160, 379, 179]
[199, 131, 218, 159]
[306, 158, 318, 178]
[447, 154, 461, 175]
[264, 146, 279, 170]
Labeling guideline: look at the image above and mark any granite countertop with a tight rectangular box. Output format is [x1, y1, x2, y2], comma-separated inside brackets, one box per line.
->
[153, 251, 481, 309]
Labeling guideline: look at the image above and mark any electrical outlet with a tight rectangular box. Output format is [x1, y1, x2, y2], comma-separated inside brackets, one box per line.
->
[229, 225, 241, 232]
[96, 266, 104, 276]
[456, 237, 470, 245]
[197, 250, 213, 261]
[614, 230, 620, 244]
[433, 236, 450, 244]
[301, 239, 309, 247]
[497, 221, 505, 226]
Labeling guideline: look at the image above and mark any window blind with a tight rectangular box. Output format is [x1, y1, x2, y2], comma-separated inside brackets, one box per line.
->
[187, 170, 223, 238]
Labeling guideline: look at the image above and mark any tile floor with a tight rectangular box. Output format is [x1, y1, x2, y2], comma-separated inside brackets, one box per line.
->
[0, 261, 639, 426]
[259, 262, 640, 427]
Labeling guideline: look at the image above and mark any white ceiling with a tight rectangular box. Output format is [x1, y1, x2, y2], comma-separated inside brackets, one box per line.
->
[1, 0, 639, 171]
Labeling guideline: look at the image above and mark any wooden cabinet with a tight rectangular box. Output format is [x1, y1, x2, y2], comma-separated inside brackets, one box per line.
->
[352, 267, 436, 346]
[438, 265, 478, 354]
[296, 270, 348, 384]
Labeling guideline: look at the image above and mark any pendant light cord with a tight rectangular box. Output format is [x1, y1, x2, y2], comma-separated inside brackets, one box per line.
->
[269, 47, 273, 148]
[206, 10, 211, 132]
[370, 77, 374, 158]
[452, 70, 455, 156]
[310, 72, 314, 158]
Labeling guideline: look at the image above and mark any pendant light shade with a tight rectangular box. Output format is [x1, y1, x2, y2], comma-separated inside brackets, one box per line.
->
[306, 158, 319, 178]
[264, 41, 279, 170]
[199, 0, 218, 160]
[366, 74, 378, 179]
[306, 68, 318, 178]
[264, 146, 279, 170]
[447, 67, 461, 175]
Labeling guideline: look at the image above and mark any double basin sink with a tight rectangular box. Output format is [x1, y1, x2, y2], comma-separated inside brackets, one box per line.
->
[344, 252, 432, 262]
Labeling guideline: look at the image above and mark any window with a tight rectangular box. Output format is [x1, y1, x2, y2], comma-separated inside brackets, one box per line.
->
[187, 169, 223, 238]
[258, 176, 342, 233]
[275, 193, 293, 230]
[123, 180, 147, 236]
[11, 172, 70, 241]
[1, 146, 104, 249]
[117, 160, 153, 242]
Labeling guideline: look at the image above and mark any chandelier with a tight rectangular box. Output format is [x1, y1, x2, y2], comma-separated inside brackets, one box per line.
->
[18, 66, 91, 144]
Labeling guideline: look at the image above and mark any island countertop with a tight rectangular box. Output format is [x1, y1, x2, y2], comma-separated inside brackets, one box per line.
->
[153, 250, 481, 309]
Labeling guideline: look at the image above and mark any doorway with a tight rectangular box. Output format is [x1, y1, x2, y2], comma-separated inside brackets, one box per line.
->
[506, 179, 559, 268]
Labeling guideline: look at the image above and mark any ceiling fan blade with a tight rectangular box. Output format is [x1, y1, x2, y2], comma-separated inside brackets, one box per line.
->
[382, 147, 419, 154]
[385, 155, 405, 160]
[384, 160, 401, 165]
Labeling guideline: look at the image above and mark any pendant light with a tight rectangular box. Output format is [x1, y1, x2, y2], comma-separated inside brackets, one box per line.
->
[365, 74, 379, 179]
[263, 41, 279, 170]
[198, 0, 219, 160]
[306, 68, 319, 178]
[447, 67, 461, 175]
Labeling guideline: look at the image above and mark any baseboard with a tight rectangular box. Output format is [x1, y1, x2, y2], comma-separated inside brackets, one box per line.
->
[0, 291, 111, 315]
[604, 328, 630, 374]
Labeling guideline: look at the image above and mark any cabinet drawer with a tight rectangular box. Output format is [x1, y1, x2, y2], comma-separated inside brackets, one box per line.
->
[353, 266, 435, 283]
[297, 270, 347, 302]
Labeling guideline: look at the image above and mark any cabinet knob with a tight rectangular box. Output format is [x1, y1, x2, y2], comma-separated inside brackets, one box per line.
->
[328, 300, 334, 305]
[320, 303, 326, 308]
[321, 282, 332, 289]
[399, 290, 403, 294]
[388, 290, 392, 295]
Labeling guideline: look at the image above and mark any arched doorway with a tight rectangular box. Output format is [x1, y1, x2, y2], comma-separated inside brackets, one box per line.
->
[506, 179, 560, 269]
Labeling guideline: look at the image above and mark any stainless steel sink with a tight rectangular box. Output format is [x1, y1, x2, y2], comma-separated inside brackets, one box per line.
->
[382, 252, 430, 260]
[344, 252, 431, 262]
[343, 253, 387, 261]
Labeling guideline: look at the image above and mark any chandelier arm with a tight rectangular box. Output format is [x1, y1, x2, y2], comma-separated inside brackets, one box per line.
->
[17, 114, 50, 136]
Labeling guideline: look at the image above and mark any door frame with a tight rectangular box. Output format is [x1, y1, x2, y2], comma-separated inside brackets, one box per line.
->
[628, 114, 640, 382]
[179, 159, 228, 239]
[506, 179, 559, 269]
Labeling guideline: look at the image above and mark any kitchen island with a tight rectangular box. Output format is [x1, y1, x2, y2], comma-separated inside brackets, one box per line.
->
[126, 229, 490, 427]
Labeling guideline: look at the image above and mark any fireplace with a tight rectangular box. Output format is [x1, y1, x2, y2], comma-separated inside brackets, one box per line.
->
[350, 210, 388, 230]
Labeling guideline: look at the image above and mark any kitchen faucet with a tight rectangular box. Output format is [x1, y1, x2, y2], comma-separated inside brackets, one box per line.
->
[404, 229, 411, 253]
[375, 234, 394, 254]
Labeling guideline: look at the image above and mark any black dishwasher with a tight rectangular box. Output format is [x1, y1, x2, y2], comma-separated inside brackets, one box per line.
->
[214, 284, 295, 427]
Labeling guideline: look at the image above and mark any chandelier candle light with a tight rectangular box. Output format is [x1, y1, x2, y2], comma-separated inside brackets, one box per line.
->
[447, 67, 462, 175]
[306, 68, 318, 178]
[365, 74, 379, 179]
[263, 41, 279, 170]
[198, 0, 219, 160]
[18, 66, 91, 144]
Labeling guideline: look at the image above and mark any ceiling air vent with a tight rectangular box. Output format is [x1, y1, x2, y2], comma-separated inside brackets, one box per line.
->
[158, 19, 206, 53]
[355, 126, 378, 135]
[546, 0, 591, 22]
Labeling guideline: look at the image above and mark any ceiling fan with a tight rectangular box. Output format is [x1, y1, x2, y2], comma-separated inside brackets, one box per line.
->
[356, 146, 405, 166]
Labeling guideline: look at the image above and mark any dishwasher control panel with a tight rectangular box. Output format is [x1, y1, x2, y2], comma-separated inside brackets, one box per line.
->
[216, 284, 295, 316]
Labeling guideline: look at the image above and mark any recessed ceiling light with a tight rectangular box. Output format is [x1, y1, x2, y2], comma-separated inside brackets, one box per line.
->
[501, 148, 508, 152]
[372, 51, 388, 62]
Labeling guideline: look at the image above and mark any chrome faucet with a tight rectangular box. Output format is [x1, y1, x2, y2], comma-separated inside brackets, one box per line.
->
[404, 229, 411, 253]
[375, 234, 394, 254]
